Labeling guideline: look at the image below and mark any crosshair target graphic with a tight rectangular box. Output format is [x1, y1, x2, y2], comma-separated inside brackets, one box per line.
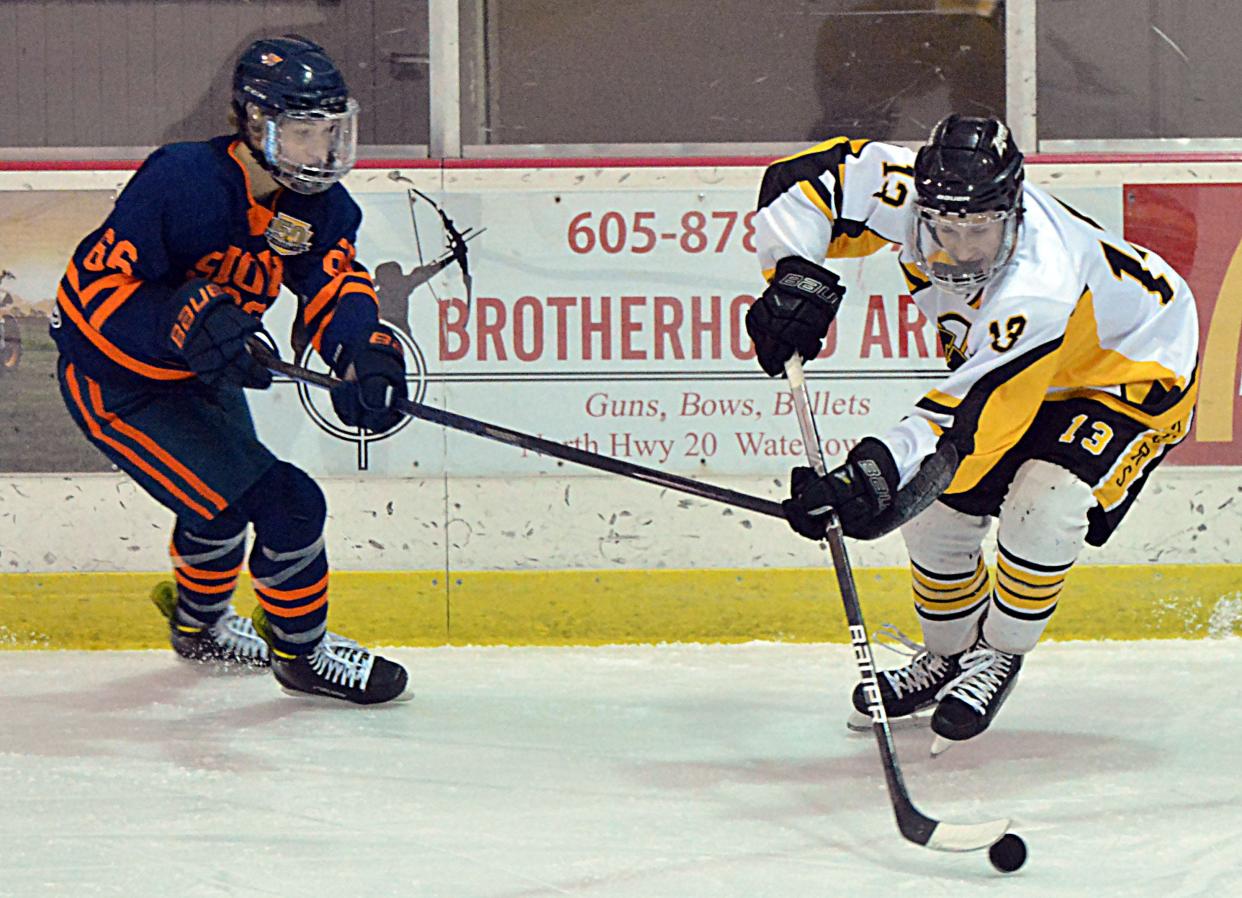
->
[290, 321, 429, 470]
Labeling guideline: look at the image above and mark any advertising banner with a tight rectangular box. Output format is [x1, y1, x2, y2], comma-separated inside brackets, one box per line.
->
[1, 167, 1235, 478]
[1126, 183, 1242, 465]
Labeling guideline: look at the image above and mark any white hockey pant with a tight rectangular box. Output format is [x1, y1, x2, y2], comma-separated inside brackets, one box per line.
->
[901, 459, 1096, 656]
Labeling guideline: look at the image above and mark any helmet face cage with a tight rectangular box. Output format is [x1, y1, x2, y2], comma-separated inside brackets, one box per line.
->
[909, 203, 1020, 295]
[911, 115, 1025, 293]
[233, 36, 357, 194]
[258, 99, 359, 195]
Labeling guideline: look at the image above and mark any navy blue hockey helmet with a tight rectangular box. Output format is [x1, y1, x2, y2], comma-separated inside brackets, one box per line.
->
[232, 36, 358, 194]
[908, 115, 1025, 294]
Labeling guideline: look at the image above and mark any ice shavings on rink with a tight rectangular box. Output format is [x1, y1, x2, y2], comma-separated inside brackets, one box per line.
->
[1, 640, 1239, 897]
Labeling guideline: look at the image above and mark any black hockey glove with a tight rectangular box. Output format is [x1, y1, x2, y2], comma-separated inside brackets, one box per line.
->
[745, 256, 845, 377]
[330, 326, 408, 433]
[167, 279, 272, 389]
[783, 437, 901, 540]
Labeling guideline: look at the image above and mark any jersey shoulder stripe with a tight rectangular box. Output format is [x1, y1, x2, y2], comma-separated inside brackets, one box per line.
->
[757, 137, 870, 213]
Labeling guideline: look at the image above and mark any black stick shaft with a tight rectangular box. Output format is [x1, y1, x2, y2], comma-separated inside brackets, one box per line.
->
[253, 348, 785, 520]
[824, 519, 937, 845]
[784, 356, 938, 846]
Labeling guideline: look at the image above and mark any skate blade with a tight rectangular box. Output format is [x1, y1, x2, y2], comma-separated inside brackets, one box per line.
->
[846, 707, 933, 733]
[279, 685, 415, 706]
[172, 655, 271, 676]
[930, 733, 961, 756]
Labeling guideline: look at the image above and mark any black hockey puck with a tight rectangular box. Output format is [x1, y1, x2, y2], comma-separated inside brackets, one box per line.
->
[988, 833, 1027, 873]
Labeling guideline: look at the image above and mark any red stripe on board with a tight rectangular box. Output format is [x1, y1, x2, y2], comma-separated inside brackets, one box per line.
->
[8, 152, 1242, 174]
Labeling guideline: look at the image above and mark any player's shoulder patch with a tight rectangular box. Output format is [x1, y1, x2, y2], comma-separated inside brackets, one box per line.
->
[265, 212, 315, 256]
[279, 183, 362, 250]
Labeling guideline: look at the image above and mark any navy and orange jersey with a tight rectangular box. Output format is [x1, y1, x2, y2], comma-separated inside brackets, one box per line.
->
[51, 135, 379, 386]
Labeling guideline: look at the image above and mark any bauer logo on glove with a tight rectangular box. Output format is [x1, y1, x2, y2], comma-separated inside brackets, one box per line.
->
[165, 279, 271, 390]
[777, 271, 839, 301]
[782, 438, 901, 540]
[329, 324, 409, 433]
[368, 329, 403, 354]
[169, 282, 228, 350]
[745, 256, 846, 377]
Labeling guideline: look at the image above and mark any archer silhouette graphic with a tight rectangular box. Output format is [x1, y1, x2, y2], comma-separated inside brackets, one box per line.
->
[374, 189, 481, 339]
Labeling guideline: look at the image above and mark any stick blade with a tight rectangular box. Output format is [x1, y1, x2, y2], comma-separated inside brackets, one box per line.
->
[846, 708, 932, 732]
[924, 817, 1011, 852]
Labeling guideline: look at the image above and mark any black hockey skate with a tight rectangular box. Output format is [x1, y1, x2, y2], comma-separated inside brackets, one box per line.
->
[151, 581, 269, 668]
[930, 636, 1022, 755]
[252, 607, 412, 705]
[847, 625, 960, 732]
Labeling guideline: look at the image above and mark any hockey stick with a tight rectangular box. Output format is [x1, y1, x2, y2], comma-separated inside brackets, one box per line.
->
[249, 344, 785, 519]
[784, 356, 1009, 852]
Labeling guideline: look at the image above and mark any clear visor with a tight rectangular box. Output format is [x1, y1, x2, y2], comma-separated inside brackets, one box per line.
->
[909, 205, 1019, 295]
[262, 99, 359, 195]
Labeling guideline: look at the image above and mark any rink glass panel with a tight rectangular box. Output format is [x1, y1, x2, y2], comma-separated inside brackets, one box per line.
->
[3, 2, 1242, 154]
[458, 0, 1006, 146]
[0, 1, 431, 149]
[1037, 0, 1242, 142]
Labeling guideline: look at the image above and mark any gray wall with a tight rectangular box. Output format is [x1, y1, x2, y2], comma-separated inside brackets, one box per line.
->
[0, 0, 430, 149]
[1039, 0, 1242, 140]
[3, 1, 1242, 152]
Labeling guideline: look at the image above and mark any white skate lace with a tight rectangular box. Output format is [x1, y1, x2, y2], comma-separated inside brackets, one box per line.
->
[323, 631, 361, 649]
[209, 609, 269, 661]
[309, 639, 375, 691]
[935, 643, 1014, 715]
[873, 623, 952, 700]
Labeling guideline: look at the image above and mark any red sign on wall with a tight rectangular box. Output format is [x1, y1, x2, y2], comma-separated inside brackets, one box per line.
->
[1125, 183, 1242, 466]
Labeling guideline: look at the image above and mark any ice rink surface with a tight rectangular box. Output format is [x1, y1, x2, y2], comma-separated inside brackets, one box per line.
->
[1, 640, 1239, 897]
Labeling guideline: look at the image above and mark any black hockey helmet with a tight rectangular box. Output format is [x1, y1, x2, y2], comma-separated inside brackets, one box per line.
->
[908, 115, 1025, 294]
[232, 36, 358, 194]
[913, 114, 1024, 215]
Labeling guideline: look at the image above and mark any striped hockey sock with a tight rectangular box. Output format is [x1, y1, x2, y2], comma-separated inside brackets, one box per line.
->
[169, 520, 246, 629]
[249, 536, 329, 658]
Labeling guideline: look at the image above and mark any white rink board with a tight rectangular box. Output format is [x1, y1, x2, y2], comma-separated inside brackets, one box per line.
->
[2, 465, 1240, 573]
[0, 161, 1238, 572]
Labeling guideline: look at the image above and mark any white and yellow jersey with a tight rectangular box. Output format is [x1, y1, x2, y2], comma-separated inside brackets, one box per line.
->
[754, 137, 1200, 499]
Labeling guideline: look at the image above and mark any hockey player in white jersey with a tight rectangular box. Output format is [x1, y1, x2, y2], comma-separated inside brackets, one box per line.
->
[745, 115, 1199, 751]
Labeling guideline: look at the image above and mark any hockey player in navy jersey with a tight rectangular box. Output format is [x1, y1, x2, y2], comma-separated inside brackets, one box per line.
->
[746, 116, 1199, 751]
[51, 36, 411, 705]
